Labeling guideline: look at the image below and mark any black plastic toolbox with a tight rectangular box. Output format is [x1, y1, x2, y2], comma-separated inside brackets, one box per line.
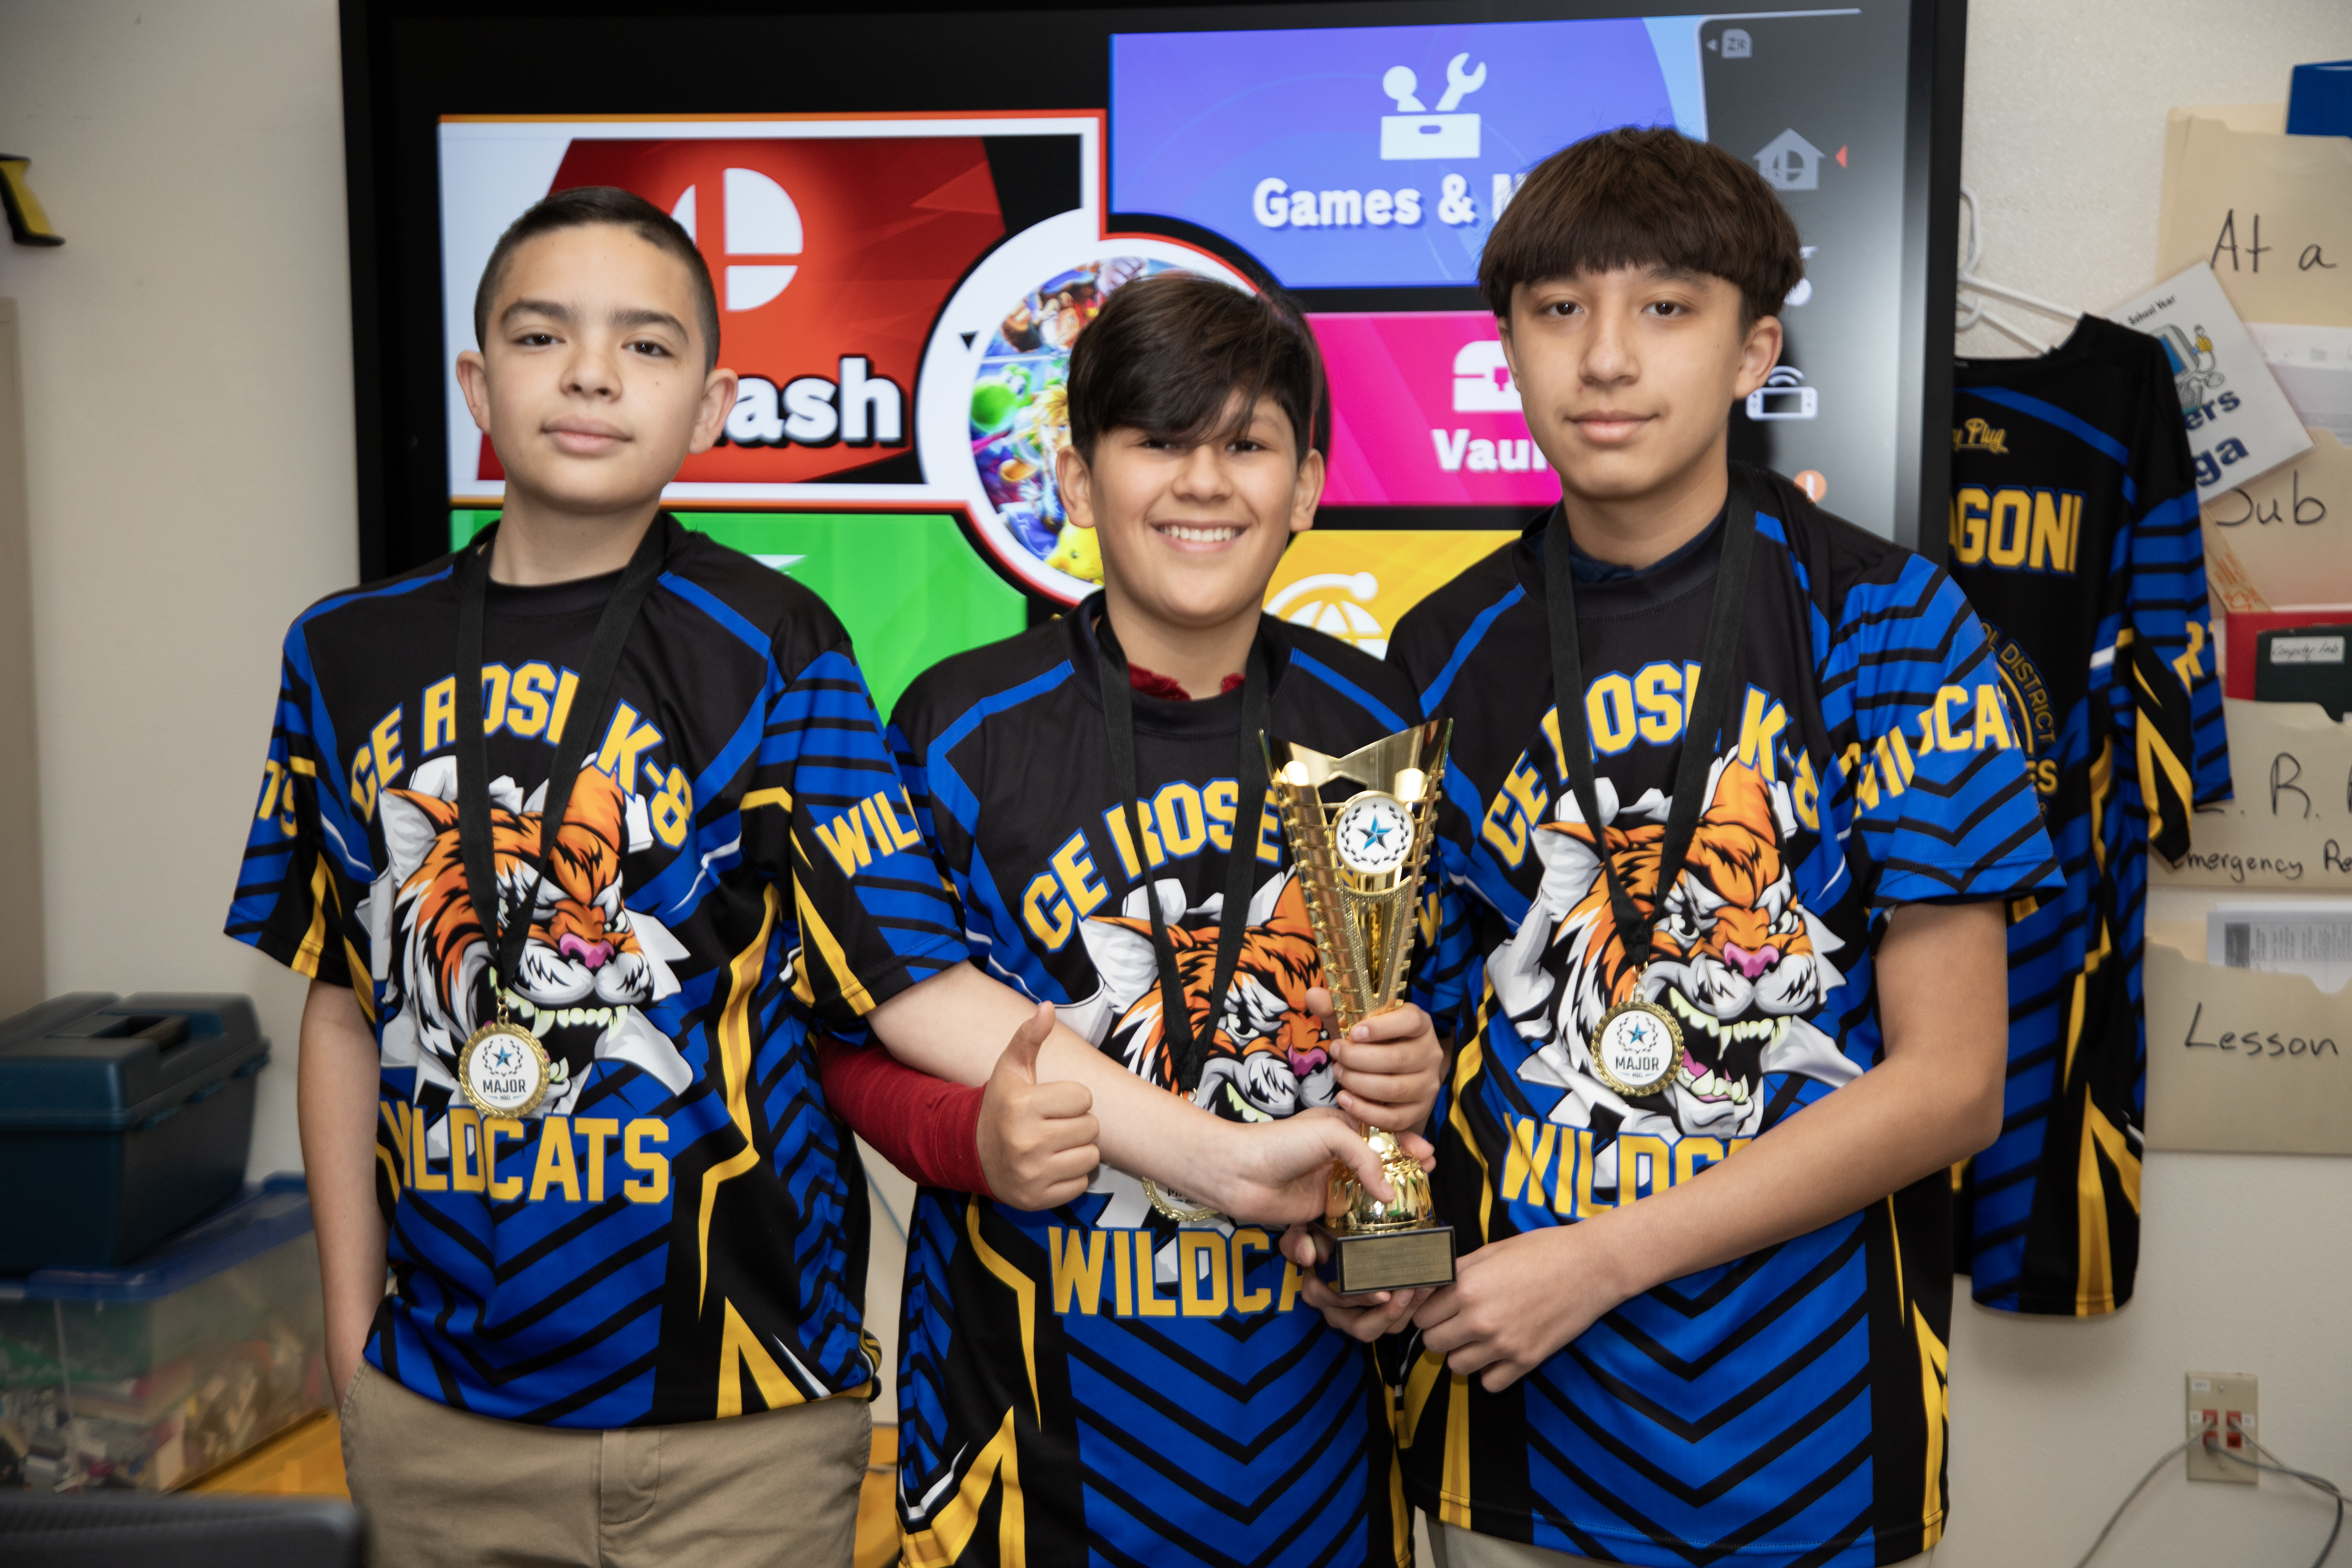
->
[0, 995, 269, 1273]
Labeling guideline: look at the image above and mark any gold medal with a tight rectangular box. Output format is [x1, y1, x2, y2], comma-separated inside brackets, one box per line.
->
[1588, 998, 1683, 1099]
[458, 1017, 553, 1120]
[1142, 1178, 1219, 1224]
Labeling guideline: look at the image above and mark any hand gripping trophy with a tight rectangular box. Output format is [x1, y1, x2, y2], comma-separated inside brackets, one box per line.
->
[1263, 720, 1456, 1295]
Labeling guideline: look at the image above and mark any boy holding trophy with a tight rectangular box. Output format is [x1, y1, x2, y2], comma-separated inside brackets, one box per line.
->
[828, 271, 1450, 1566]
[1375, 129, 2062, 1566]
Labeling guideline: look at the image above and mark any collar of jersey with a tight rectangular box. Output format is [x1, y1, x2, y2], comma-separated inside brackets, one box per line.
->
[1061, 590, 1292, 738]
[1516, 500, 1729, 618]
[473, 513, 688, 619]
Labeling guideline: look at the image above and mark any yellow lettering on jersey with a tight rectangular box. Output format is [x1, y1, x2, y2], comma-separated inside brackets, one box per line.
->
[1203, 779, 1237, 851]
[1021, 873, 1075, 950]
[1049, 1227, 1109, 1315]
[1231, 1229, 1273, 1312]
[2029, 490, 2071, 573]
[1155, 783, 1208, 858]
[595, 702, 663, 785]
[1113, 1225, 1135, 1317]
[813, 805, 875, 875]
[449, 1107, 485, 1193]
[1586, 674, 1637, 755]
[504, 662, 557, 738]
[1987, 489, 2030, 568]
[1101, 802, 1166, 878]
[1539, 706, 1570, 777]
[529, 1116, 582, 1203]
[574, 1118, 617, 1202]
[1737, 688, 1788, 781]
[404, 1098, 446, 1192]
[1279, 1258, 1307, 1314]
[479, 665, 510, 736]
[872, 789, 924, 851]
[1257, 798, 1284, 865]
[1049, 832, 1107, 917]
[624, 1119, 669, 1203]
[1501, 1118, 1557, 1205]
[1793, 747, 1821, 832]
[1974, 683, 2014, 750]
[1633, 662, 1684, 745]
[1481, 753, 1546, 868]
[1180, 1233, 1229, 1316]
[1673, 1136, 1728, 1185]
[2171, 621, 2208, 688]
[545, 669, 581, 743]
[1617, 1134, 1671, 1202]
[1135, 1233, 1176, 1316]
[1950, 488, 1989, 564]
[1931, 686, 1971, 753]
[484, 1117, 524, 1200]
[421, 676, 457, 755]
[380, 1100, 413, 1190]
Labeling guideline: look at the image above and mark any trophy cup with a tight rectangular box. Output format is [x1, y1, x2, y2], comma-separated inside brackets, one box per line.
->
[1262, 720, 1456, 1295]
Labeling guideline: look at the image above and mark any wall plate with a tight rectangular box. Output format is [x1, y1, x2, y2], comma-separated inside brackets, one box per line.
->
[2186, 1371, 2259, 1483]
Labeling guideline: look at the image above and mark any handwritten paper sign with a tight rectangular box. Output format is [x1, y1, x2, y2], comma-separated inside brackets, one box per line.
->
[2201, 429, 2352, 608]
[2158, 114, 2352, 328]
[2158, 699, 2352, 889]
[2113, 264, 2311, 500]
[2145, 942, 2352, 1155]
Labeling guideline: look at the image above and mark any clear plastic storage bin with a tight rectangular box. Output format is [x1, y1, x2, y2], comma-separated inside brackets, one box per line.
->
[0, 1176, 326, 1491]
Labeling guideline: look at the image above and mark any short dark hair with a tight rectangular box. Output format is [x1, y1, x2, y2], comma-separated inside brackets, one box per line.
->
[472, 185, 720, 371]
[1479, 127, 1803, 326]
[1066, 272, 1328, 465]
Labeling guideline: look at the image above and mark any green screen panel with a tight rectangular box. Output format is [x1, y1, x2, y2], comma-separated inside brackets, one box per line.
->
[451, 510, 1026, 717]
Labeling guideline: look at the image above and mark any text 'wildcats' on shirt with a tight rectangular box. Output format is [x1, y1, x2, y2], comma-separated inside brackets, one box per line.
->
[1494, 1116, 1754, 1218]
[1015, 776, 1288, 951]
[1044, 1225, 1322, 1319]
[340, 669, 693, 850]
[1476, 668, 2021, 869]
[379, 1101, 671, 1207]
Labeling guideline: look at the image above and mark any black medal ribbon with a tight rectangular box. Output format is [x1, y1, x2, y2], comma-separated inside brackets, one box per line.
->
[453, 519, 670, 1026]
[1543, 475, 1758, 978]
[1095, 611, 1271, 1098]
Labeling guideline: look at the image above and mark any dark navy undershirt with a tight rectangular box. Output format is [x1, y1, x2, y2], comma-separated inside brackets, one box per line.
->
[1546, 506, 1726, 585]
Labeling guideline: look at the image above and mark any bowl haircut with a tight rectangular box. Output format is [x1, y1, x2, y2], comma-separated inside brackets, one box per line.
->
[1066, 272, 1331, 467]
[1479, 126, 1804, 327]
[472, 185, 722, 373]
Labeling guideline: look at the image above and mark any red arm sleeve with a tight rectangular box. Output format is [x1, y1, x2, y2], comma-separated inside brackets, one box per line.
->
[815, 1036, 994, 1199]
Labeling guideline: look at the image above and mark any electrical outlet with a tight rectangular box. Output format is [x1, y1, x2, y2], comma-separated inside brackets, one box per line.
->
[2186, 1372, 2259, 1484]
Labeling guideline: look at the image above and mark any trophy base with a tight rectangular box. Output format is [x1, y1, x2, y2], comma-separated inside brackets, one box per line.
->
[1312, 1221, 1456, 1295]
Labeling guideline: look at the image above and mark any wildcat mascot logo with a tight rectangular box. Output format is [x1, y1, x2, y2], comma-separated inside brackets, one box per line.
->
[361, 754, 694, 1119]
[1056, 870, 1331, 1125]
[1491, 755, 1858, 1142]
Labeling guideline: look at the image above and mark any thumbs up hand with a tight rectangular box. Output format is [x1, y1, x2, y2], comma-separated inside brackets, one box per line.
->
[977, 1002, 1100, 1211]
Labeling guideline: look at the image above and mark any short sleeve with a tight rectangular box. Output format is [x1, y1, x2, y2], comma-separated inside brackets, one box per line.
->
[224, 629, 360, 988]
[743, 643, 968, 1029]
[1840, 561, 2062, 907]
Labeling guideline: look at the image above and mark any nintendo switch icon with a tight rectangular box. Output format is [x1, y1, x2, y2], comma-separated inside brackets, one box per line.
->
[1746, 366, 1818, 420]
[1381, 54, 1486, 161]
[1452, 340, 1522, 412]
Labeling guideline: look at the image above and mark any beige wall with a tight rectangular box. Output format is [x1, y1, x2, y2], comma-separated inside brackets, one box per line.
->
[2, 0, 2346, 1557]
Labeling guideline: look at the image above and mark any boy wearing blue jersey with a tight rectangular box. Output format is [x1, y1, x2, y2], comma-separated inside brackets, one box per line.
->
[1341, 129, 2064, 1567]
[857, 272, 1449, 1567]
[230, 190, 1396, 1568]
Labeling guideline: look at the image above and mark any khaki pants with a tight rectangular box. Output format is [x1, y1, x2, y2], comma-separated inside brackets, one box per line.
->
[340, 1363, 870, 1568]
[1429, 1519, 1927, 1567]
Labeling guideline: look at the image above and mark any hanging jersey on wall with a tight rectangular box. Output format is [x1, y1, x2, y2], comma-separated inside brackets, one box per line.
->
[1389, 469, 2060, 1565]
[886, 604, 1430, 1568]
[1947, 316, 2231, 1316]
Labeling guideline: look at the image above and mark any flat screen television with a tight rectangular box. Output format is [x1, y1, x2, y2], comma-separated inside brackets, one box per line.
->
[343, 0, 1965, 701]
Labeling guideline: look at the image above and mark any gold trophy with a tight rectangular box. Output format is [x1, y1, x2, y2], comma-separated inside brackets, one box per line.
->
[1262, 721, 1456, 1295]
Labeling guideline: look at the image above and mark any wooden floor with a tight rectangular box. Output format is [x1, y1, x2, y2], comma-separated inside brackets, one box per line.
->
[188, 1409, 904, 1567]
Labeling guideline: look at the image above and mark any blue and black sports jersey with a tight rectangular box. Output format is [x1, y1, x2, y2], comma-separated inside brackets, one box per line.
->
[225, 517, 965, 1427]
[887, 601, 1428, 1568]
[1389, 468, 2060, 1566]
[1947, 317, 2230, 1315]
